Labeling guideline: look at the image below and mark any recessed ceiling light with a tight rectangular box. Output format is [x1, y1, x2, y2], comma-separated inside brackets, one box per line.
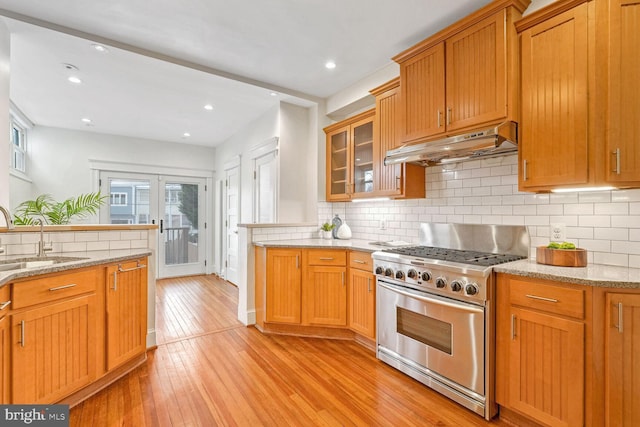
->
[325, 61, 336, 69]
[270, 92, 277, 97]
[91, 43, 109, 53]
[203, 104, 214, 111]
[81, 118, 92, 123]
[183, 132, 191, 138]
[68, 76, 82, 84]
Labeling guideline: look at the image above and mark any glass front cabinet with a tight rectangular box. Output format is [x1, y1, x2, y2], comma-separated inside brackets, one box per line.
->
[324, 109, 375, 201]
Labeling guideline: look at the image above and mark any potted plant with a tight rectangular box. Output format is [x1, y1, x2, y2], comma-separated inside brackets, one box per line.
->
[320, 222, 335, 239]
[13, 192, 106, 225]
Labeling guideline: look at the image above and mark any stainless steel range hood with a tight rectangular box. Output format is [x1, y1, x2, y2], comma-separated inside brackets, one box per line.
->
[384, 121, 518, 166]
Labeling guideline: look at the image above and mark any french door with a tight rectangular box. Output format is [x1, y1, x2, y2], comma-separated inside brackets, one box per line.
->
[224, 165, 240, 285]
[99, 171, 206, 278]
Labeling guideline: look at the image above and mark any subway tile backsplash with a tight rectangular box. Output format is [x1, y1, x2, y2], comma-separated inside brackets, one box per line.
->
[317, 154, 640, 268]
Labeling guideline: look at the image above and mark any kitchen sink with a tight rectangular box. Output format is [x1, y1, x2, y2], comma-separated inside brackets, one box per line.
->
[0, 256, 89, 272]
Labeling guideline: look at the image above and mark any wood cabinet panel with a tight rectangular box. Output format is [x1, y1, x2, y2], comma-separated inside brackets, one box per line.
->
[303, 266, 347, 327]
[306, 249, 346, 266]
[0, 315, 8, 404]
[12, 295, 97, 404]
[265, 249, 301, 324]
[105, 260, 147, 371]
[607, 0, 640, 183]
[399, 43, 446, 143]
[605, 293, 640, 426]
[519, 3, 588, 190]
[349, 251, 373, 271]
[445, 11, 507, 131]
[509, 307, 584, 427]
[12, 269, 99, 309]
[510, 278, 585, 319]
[348, 268, 375, 339]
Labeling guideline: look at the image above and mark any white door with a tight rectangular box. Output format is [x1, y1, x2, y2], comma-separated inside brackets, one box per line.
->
[99, 171, 206, 278]
[254, 151, 278, 223]
[224, 166, 240, 284]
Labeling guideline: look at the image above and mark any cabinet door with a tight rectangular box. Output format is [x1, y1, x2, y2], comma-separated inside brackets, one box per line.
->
[375, 82, 402, 197]
[348, 269, 375, 339]
[446, 11, 507, 132]
[12, 295, 97, 404]
[106, 260, 148, 371]
[351, 116, 375, 196]
[0, 315, 8, 404]
[519, 4, 588, 190]
[399, 43, 446, 143]
[605, 293, 640, 426]
[607, 0, 640, 183]
[509, 307, 584, 427]
[266, 249, 301, 324]
[303, 266, 347, 326]
[326, 126, 351, 201]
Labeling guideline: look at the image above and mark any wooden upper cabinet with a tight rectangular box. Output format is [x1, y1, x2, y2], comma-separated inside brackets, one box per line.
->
[606, 0, 640, 184]
[394, 0, 527, 146]
[324, 110, 375, 201]
[446, 11, 507, 132]
[370, 78, 425, 199]
[518, 2, 589, 190]
[398, 43, 446, 143]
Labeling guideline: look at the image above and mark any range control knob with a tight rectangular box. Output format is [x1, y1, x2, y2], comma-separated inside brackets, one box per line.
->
[375, 266, 384, 275]
[465, 283, 479, 296]
[450, 280, 463, 292]
[395, 271, 405, 280]
[407, 269, 418, 279]
[435, 277, 447, 288]
[385, 268, 394, 277]
[421, 271, 432, 282]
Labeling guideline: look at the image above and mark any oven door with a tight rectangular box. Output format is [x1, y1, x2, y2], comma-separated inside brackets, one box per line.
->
[377, 279, 485, 396]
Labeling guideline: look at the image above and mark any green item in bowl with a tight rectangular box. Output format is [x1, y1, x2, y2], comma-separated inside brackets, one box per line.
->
[547, 241, 576, 249]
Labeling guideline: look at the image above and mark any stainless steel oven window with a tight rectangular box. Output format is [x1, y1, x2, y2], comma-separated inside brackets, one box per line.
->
[397, 307, 452, 354]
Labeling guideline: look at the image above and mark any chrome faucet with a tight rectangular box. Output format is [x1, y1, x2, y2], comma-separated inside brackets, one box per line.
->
[0, 206, 13, 230]
[34, 219, 52, 257]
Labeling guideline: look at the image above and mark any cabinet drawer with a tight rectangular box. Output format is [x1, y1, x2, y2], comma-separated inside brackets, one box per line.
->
[306, 250, 346, 266]
[349, 251, 373, 271]
[0, 285, 9, 313]
[12, 269, 99, 309]
[510, 279, 584, 319]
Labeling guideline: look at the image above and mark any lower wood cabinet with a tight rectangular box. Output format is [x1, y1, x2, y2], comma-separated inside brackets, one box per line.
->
[265, 248, 302, 324]
[303, 265, 346, 326]
[106, 259, 148, 370]
[348, 251, 375, 339]
[496, 274, 590, 427]
[0, 311, 9, 404]
[604, 292, 640, 426]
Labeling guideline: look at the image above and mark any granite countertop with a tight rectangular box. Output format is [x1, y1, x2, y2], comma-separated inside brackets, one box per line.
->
[253, 238, 397, 253]
[495, 259, 640, 289]
[0, 249, 152, 287]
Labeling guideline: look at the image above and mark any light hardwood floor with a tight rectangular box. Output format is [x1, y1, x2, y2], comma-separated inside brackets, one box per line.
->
[70, 275, 510, 426]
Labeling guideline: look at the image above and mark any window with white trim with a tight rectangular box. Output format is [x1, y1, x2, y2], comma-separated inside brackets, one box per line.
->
[110, 192, 128, 206]
[10, 119, 27, 172]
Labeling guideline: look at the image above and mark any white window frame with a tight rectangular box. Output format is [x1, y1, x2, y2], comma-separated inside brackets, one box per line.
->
[10, 117, 27, 173]
[110, 192, 128, 206]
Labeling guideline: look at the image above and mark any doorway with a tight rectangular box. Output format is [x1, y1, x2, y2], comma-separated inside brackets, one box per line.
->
[99, 171, 207, 278]
[222, 159, 240, 285]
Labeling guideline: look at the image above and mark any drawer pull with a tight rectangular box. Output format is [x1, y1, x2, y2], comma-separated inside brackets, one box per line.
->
[49, 284, 77, 292]
[614, 302, 623, 333]
[117, 262, 147, 273]
[525, 294, 558, 303]
[0, 300, 10, 310]
[353, 260, 366, 264]
[319, 257, 334, 261]
[20, 320, 25, 347]
[511, 314, 517, 340]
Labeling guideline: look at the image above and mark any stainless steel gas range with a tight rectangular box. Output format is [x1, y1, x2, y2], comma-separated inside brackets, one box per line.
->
[372, 223, 529, 420]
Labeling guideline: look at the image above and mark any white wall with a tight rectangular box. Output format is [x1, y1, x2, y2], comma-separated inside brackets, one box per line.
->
[10, 125, 216, 209]
[0, 21, 9, 208]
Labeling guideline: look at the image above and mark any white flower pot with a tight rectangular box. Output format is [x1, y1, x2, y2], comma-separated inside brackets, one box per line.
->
[322, 230, 333, 239]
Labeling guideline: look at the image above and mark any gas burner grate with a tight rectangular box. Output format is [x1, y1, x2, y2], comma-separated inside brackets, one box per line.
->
[383, 246, 526, 267]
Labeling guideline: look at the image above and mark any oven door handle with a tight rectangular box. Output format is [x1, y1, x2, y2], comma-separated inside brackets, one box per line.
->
[378, 281, 484, 314]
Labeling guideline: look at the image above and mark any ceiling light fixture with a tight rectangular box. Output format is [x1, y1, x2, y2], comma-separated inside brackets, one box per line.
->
[91, 43, 109, 53]
[270, 92, 277, 97]
[81, 118, 92, 123]
[204, 104, 214, 111]
[325, 61, 336, 69]
[183, 132, 191, 138]
[68, 76, 82, 84]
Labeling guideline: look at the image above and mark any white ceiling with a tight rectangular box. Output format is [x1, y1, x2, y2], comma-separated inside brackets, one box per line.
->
[0, 0, 493, 147]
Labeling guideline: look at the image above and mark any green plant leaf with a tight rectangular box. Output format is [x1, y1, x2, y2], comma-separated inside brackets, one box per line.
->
[13, 192, 106, 225]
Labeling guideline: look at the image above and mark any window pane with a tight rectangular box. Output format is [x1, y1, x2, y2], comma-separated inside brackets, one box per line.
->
[108, 179, 150, 224]
[164, 183, 198, 265]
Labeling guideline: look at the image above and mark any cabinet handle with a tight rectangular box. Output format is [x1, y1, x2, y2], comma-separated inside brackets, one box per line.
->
[117, 262, 146, 273]
[614, 302, 623, 333]
[354, 260, 366, 264]
[523, 159, 528, 181]
[342, 272, 345, 287]
[511, 314, 517, 340]
[112, 271, 118, 291]
[612, 148, 621, 175]
[0, 300, 10, 310]
[319, 257, 334, 261]
[368, 278, 372, 293]
[19, 320, 25, 347]
[49, 283, 77, 292]
[525, 294, 558, 303]
[296, 255, 299, 269]
[437, 110, 442, 128]
[446, 107, 452, 125]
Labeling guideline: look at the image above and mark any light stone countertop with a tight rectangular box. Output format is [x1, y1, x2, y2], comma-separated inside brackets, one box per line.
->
[0, 249, 153, 287]
[495, 259, 640, 289]
[253, 238, 393, 253]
